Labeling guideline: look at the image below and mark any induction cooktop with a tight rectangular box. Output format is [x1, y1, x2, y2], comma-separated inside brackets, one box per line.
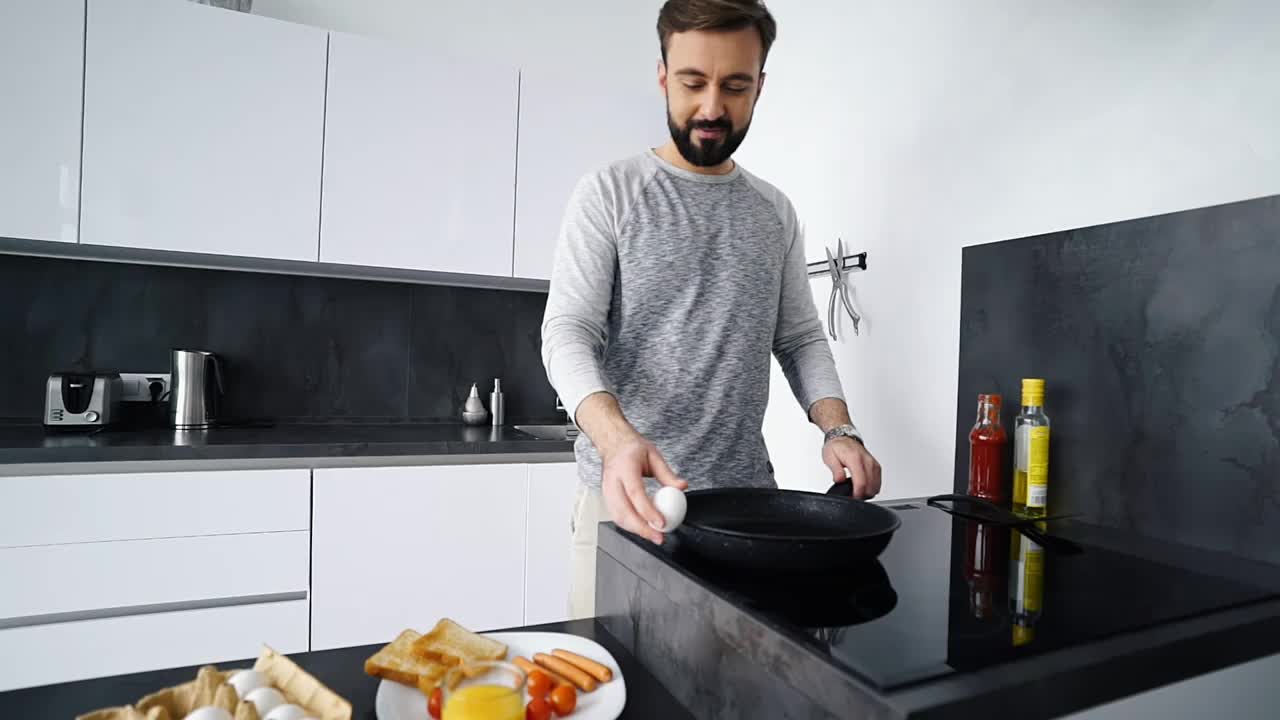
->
[659, 501, 1280, 690]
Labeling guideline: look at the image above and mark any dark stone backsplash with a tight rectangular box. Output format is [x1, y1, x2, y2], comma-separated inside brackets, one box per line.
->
[0, 254, 558, 424]
[955, 194, 1280, 564]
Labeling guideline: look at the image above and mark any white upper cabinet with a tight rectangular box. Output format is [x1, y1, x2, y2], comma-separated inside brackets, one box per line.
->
[513, 65, 666, 280]
[0, 0, 84, 244]
[320, 33, 518, 277]
[80, 0, 326, 261]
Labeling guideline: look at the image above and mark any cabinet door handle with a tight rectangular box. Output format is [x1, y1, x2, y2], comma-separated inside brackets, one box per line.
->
[0, 591, 308, 630]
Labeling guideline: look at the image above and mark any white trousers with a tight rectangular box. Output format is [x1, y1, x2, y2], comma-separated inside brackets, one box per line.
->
[568, 484, 608, 620]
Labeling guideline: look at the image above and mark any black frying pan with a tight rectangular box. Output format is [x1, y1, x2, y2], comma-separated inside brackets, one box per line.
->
[673, 482, 901, 575]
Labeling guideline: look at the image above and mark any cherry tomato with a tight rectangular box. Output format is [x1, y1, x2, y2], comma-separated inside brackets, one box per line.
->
[550, 684, 577, 716]
[526, 696, 552, 720]
[427, 686, 443, 719]
[527, 669, 554, 698]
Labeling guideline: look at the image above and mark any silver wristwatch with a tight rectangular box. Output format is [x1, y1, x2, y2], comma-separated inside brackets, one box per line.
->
[824, 423, 864, 446]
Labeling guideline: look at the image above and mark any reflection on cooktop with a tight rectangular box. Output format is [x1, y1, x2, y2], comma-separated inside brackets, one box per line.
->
[669, 540, 898, 632]
[654, 502, 1280, 691]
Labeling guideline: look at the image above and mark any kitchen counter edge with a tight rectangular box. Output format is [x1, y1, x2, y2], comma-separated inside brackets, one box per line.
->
[0, 424, 576, 475]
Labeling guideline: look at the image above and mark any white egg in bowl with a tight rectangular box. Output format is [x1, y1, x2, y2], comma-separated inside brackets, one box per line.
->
[226, 669, 268, 699]
[244, 686, 286, 717]
[264, 703, 308, 720]
[184, 707, 233, 720]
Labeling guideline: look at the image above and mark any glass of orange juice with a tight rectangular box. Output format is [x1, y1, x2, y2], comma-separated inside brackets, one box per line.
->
[441, 661, 525, 720]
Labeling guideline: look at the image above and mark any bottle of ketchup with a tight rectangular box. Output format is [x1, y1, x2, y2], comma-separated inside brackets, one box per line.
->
[968, 393, 1008, 503]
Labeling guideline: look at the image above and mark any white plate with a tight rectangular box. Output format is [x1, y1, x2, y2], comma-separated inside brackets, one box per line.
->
[375, 631, 626, 720]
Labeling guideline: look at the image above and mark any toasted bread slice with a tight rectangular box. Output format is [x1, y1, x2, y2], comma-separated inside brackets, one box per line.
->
[410, 618, 507, 666]
[364, 630, 448, 690]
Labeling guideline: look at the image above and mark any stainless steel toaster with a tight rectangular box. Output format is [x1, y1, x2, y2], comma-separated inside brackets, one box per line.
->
[44, 372, 123, 426]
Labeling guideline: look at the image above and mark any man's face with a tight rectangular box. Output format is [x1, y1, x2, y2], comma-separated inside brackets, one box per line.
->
[660, 27, 765, 168]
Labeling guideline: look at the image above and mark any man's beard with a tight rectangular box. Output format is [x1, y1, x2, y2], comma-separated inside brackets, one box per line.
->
[666, 106, 751, 168]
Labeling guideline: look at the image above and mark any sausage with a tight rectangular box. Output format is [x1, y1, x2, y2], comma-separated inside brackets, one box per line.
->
[513, 655, 572, 689]
[551, 649, 613, 683]
[534, 652, 598, 692]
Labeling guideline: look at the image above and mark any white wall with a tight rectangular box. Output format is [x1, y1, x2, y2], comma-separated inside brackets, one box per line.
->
[739, 0, 1280, 499]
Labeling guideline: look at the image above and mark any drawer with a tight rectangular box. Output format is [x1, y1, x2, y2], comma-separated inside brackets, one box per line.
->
[0, 599, 309, 692]
[0, 532, 308, 621]
[0, 469, 310, 548]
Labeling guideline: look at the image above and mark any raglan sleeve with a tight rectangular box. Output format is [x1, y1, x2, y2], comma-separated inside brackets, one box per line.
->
[540, 172, 619, 423]
[771, 196, 847, 413]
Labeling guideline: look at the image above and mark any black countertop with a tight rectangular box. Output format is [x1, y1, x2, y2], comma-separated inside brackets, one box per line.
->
[596, 501, 1280, 719]
[0, 619, 691, 719]
[0, 423, 575, 468]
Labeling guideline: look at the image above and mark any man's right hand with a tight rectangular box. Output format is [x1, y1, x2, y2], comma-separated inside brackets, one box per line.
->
[574, 392, 688, 544]
[600, 431, 688, 544]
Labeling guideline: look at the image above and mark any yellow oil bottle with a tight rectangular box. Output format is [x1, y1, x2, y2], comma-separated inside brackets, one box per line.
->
[1012, 378, 1051, 518]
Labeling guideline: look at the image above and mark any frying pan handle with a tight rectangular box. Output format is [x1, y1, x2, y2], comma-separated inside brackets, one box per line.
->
[826, 481, 854, 498]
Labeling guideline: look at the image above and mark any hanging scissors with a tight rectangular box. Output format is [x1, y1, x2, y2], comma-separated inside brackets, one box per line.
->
[826, 239, 861, 340]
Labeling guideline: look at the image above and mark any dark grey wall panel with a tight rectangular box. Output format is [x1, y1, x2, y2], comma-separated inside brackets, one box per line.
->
[0, 254, 557, 424]
[955, 194, 1280, 563]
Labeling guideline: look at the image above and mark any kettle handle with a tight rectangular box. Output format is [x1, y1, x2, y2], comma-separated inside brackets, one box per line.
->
[208, 354, 225, 419]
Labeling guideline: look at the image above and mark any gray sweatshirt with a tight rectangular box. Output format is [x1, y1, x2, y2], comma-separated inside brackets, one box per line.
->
[541, 150, 845, 489]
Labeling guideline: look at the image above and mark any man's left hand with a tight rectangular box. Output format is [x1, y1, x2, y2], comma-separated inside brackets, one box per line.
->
[823, 437, 882, 499]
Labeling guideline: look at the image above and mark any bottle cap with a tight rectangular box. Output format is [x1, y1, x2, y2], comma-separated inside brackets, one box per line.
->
[1021, 378, 1045, 406]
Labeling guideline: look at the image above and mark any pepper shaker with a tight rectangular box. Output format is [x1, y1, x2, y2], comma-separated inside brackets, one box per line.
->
[462, 383, 489, 426]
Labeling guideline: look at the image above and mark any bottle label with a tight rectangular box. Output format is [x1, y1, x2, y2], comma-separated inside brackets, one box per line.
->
[1026, 427, 1050, 508]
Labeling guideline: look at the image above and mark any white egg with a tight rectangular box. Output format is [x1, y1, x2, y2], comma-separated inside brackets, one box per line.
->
[264, 704, 308, 720]
[226, 669, 269, 699]
[653, 486, 687, 532]
[244, 686, 286, 717]
[185, 707, 233, 720]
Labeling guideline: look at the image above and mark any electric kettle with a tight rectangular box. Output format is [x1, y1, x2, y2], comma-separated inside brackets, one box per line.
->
[170, 349, 224, 428]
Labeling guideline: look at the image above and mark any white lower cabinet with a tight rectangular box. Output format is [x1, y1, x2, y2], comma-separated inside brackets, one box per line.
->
[523, 463, 581, 625]
[0, 600, 308, 692]
[0, 532, 309, 621]
[0, 469, 310, 548]
[310, 465, 530, 651]
[0, 468, 312, 691]
[0, 460, 582, 688]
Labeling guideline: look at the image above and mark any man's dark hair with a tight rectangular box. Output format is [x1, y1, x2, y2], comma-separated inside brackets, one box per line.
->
[657, 0, 777, 70]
